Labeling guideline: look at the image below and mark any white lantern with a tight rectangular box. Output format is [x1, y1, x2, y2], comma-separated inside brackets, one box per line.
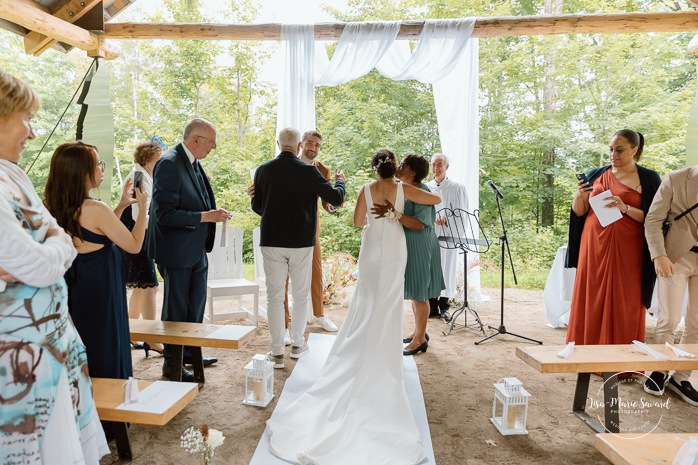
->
[243, 354, 274, 407]
[491, 377, 530, 435]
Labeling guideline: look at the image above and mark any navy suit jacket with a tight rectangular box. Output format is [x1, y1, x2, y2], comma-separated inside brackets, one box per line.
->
[252, 151, 345, 248]
[147, 143, 216, 268]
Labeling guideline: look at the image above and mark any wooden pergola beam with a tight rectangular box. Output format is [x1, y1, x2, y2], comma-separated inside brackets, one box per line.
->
[24, 0, 104, 56]
[0, 0, 118, 59]
[104, 11, 698, 41]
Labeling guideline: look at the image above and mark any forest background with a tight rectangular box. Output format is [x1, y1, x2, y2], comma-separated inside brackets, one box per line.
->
[2, 0, 696, 289]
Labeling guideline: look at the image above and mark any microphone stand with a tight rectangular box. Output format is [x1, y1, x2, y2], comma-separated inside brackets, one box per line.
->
[476, 189, 542, 345]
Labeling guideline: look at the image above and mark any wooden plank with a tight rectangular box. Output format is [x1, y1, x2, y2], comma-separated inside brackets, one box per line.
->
[0, 0, 118, 59]
[92, 378, 198, 425]
[103, 11, 698, 41]
[516, 344, 698, 374]
[595, 433, 695, 465]
[129, 319, 256, 349]
[24, 0, 103, 56]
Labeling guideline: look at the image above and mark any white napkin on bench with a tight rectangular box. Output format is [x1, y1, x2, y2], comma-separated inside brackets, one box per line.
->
[557, 341, 575, 359]
[666, 342, 696, 358]
[632, 340, 669, 360]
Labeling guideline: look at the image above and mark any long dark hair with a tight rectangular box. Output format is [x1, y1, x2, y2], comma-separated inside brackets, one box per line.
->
[44, 141, 99, 240]
[612, 129, 644, 161]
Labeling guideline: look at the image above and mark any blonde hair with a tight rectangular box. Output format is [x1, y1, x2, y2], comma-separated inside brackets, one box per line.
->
[0, 72, 40, 118]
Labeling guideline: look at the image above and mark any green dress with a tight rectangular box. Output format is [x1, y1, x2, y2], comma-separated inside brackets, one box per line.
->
[403, 183, 445, 301]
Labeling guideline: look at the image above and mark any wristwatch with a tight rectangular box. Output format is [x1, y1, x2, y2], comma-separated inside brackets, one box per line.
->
[624, 205, 632, 214]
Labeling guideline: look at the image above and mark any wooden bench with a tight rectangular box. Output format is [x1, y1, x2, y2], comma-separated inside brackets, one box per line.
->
[595, 433, 697, 465]
[92, 377, 199, 461]
[130, 319, 256, 383]
[516, 343, 698, 433]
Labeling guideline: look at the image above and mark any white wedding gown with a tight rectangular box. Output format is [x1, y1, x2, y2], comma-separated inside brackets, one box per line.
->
[266, 182, 427, 465]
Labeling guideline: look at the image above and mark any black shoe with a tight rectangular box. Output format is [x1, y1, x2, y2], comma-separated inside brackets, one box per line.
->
[183, 356, 218, 367]
[644, 371, 668, 396]
[429, 310, 441, 318]
[403, 340, 428, 356]
[162, 365, 195, 382]
[667, 377, 698, 406]
[130, 342, 145, 350]
[441, 310, 452, 323]
[142, 342, 164, 357]
[403, 333, 429, 344]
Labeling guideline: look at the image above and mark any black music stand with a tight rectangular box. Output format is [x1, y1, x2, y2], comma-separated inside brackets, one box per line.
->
[436, 207, 490, 337]
[475, 190, 542, 345]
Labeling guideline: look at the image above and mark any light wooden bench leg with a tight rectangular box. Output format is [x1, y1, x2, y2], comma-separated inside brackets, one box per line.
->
[113, 422, 133, 462]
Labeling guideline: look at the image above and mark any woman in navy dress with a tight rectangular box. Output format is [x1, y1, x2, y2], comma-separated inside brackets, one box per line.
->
[44, 141, 147, 439]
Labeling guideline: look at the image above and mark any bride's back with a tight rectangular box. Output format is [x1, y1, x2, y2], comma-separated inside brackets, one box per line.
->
[367, 178, 398, 206]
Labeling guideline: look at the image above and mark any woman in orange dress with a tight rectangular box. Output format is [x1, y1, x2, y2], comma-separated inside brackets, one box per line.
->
[565, 129, 661, 345]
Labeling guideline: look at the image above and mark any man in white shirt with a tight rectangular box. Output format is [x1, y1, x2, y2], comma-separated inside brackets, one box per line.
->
[426, 153, 469, 322]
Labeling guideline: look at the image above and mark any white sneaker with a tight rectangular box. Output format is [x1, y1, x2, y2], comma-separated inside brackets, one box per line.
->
[290, 343, 309, 359]
[313, 315, 338, 332]
[266, 351, 285, 369]
[283, 329, 291, 346]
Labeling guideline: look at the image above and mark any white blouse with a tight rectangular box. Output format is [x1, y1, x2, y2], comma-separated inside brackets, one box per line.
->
[0, 159, 76, 291]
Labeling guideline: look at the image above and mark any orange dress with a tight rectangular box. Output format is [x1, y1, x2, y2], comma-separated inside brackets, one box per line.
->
[566, 170, 645, 345]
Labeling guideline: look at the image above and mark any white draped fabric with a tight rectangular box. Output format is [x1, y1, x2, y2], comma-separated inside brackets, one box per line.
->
[277, 19, 481, 291]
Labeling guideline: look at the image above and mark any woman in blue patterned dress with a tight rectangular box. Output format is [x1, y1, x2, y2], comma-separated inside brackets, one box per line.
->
[0, 72, 108, 464]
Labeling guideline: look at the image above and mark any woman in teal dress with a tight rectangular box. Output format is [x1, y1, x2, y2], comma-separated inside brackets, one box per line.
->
[0, 72, 108, 464]
[373, 153, 445, 355]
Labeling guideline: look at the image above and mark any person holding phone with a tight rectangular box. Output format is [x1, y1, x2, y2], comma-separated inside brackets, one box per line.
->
[565, 129, 661, 347]
[120, 140, 163, 356]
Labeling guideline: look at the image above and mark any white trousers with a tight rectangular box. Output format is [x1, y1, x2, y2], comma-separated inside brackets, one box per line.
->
[655, 251, 698, 382]
[261, 246, 313, 356]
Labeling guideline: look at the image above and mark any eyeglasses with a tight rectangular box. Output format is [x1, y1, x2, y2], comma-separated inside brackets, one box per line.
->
[196, 135, 217, 146]
[98, 160, 106, 171]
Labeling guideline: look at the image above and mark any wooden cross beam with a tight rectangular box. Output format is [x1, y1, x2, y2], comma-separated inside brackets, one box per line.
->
[24, 0, 104, 56]
[0, 0, 118, 59]
[103, 11, 698, 41]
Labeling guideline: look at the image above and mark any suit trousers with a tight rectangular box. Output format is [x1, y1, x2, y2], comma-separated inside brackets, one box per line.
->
[284, 240, 324, 326]
[654, 250, 698, 382]
[262, 246, 313, 356]
[157, 254, 208, 363]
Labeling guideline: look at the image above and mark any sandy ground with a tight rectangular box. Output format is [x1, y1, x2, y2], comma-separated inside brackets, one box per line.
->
[100, 286, 698, 465]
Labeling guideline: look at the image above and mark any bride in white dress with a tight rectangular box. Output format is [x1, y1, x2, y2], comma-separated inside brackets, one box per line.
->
[267, 149, 440, 465]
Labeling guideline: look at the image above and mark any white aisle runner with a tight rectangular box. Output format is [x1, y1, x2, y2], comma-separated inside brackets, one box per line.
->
[249, 333, 436, 465]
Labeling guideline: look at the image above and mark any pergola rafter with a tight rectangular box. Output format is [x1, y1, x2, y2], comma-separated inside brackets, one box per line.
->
[105, 11, 698, 41]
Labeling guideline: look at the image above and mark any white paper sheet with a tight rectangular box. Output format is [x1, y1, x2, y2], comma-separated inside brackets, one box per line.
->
[589, 189, 623, 227]
[115, 380, 197, 414]
[206, 324, 255, 341]
[249, 333, 435, 465]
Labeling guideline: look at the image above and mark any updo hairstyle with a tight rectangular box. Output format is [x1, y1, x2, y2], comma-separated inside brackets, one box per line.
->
[371, 149, 397, 179]
[612, 129, 644, 162]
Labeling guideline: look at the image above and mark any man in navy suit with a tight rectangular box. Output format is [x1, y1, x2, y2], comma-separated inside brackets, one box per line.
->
[148, 118, 231, 381]
[252, 127, 345, 369]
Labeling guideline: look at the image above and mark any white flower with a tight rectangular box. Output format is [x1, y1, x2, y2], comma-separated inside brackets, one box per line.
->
[207, 429, 225, 449]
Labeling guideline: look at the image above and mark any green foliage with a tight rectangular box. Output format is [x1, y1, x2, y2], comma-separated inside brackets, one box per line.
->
[3, 0, 696, 290]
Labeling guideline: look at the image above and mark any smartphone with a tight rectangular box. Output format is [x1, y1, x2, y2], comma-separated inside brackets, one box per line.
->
[132, 171, 143, 198]
[575, 172, 588, 184]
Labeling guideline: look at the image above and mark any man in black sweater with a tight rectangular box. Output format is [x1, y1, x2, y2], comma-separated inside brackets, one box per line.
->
[252, 127, 345, 368]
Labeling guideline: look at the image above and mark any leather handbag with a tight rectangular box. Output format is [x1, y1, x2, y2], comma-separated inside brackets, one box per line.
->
[663, 201, 698, 236]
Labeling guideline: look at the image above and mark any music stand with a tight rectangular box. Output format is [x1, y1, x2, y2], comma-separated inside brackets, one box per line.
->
[435, 207, 490, 336]
[475, 189, 542, 345]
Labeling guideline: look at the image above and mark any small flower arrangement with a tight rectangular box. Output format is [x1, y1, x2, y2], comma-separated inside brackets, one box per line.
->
[180, 424, 225, 465]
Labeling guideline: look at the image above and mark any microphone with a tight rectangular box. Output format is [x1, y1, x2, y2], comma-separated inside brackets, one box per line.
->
[487, 180, 504, 199]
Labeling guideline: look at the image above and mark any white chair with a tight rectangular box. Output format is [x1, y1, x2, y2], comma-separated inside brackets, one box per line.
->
[206, 223, 258, 325]
[252, 227, 268, 320]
